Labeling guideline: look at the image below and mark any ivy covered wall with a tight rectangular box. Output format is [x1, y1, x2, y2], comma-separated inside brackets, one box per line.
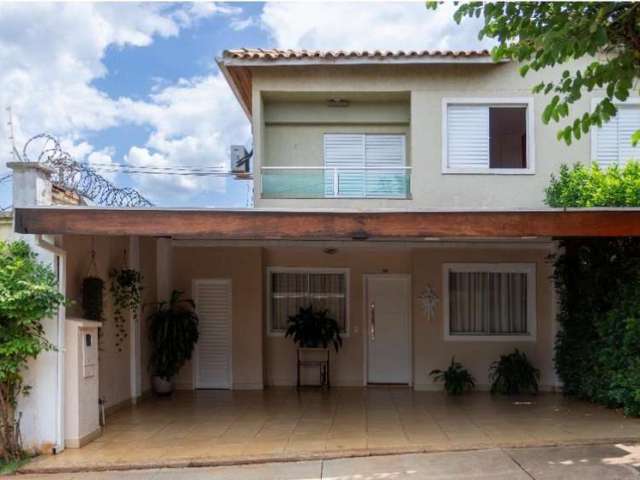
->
[548, 161, 640, 416]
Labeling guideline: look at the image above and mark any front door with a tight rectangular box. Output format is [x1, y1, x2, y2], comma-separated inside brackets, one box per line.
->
[365, 275, 411, 384]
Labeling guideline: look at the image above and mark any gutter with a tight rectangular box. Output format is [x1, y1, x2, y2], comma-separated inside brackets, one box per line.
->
[35, 234, 67, 454]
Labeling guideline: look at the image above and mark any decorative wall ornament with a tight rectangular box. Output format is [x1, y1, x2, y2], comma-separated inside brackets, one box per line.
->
[418, 285, 439, 321]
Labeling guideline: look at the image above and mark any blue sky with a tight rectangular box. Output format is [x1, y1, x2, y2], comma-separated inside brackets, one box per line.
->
[0, 2, 486, 210]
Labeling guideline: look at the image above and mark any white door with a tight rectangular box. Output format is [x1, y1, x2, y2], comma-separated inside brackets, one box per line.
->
[366, 275, 411, 384]
[193, 279, 232, 389]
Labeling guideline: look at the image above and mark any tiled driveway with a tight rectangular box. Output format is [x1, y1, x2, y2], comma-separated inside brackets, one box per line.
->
[23, 388, 640, 474]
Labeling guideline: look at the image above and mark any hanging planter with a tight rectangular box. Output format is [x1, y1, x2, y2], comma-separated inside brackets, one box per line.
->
[82, 277, 104, 320]
[109, 266, 143, 353]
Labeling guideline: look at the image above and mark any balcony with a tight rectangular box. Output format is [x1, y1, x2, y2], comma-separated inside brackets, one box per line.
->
[261, 167, 411, 199]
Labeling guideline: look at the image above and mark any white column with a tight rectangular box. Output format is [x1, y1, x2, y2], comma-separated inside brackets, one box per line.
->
[7, 162, 65, 453]
[128, 236, 142, 403]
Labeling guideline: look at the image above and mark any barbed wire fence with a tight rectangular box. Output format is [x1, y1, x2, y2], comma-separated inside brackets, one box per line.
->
[17, 134, 153, 208]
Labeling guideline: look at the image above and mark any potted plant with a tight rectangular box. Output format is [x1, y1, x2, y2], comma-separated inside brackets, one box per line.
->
[430, 357, 475, 395]
[147, 290, 199, 395]
[489, 349, 540, 395]
[285, 305, 343, 351]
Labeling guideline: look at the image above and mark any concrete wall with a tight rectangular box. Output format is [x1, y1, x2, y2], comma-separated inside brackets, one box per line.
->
[172, 246, 264, 390]
[251, 61, 601, 209]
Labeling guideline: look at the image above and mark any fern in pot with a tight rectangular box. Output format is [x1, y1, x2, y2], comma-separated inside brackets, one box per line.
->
[489, 349, 540, 395]
[430, 357, 475, 395]
[285, 305, 343, 352]
[148, 290, 199, 395]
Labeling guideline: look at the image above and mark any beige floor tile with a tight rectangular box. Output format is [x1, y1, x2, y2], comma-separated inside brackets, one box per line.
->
[23, 389, 640, 474]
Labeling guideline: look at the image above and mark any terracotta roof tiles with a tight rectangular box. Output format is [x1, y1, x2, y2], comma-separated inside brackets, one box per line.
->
[223, 48, 492, 61]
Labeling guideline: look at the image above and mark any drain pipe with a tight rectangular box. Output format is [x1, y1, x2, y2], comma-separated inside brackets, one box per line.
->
[36, 234, 67, 455]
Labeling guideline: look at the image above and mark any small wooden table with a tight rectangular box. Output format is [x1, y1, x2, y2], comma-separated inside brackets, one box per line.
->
[297, 348, 330, 389]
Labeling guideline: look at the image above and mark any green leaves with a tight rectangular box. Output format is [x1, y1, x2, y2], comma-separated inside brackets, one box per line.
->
[0, 240, 65, 460]
[545, 161, 640, 208]
[445, 2, 640, 145]
[147, 290, 199, 380]
[429, 357, 475, 395]
[285, 305, 343, 352]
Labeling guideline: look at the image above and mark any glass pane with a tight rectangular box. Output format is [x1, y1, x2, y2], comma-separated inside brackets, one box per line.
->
[271, 272, 308, 332]
[489, 107, 527, 168]
[309, 273, 346, 332]
[449, 271, 528, 335]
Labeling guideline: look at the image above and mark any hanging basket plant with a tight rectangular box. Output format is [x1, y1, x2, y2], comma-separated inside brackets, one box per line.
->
[82, 276, 104, 321]
[109, 267, 143, 352]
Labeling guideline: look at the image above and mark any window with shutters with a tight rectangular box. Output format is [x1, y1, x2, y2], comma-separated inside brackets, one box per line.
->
[267, 267, 349, 336]
[443, 263, 537, 341]
[442, 98, 535, 174]
[592, 102, 640, 167]
[323, 133, 409, 198]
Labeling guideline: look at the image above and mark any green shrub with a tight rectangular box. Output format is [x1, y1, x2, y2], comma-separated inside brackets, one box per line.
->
[489, 349, 540, 395]
[430, 357, 475, 395]
[546, 161, 640, 207]
[0, 241, 65, 461]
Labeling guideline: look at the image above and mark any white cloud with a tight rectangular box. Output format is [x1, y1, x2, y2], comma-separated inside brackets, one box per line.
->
[122, 74, 250, 204]
[260, 2, 490, 51]
[0, 2, 240, 207]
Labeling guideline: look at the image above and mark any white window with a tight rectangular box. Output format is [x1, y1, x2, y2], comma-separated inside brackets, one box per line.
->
[442, 98, 535, 174]
[267, 267, 349, 336]
[443, 263, 536, 341]
[324, 133, 408, 198]
[592, 101, 640, 167]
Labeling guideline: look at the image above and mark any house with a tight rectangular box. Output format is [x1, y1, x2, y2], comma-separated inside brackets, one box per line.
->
[8, 49, 640, 457]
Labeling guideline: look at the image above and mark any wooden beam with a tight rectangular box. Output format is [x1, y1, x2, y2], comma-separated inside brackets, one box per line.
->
[14, 207, 640, 239]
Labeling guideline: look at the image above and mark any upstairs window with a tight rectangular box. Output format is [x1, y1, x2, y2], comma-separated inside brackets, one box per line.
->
[443, 99, 534, 173]
[593, 103, 640, 167]
[323, 133, 408, 198]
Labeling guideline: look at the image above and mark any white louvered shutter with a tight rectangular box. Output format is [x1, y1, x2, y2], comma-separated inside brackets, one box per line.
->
[365, 135, 407, 197]
[324, 134, 365, 196]
[595, 104, 640, 167]
[447, 105, 490, 169]
[194, 279, 232, 389]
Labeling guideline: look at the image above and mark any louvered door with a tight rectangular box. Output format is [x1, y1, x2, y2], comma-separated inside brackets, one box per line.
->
[194, 279, 232, 389]
[324, 133, 406, 197]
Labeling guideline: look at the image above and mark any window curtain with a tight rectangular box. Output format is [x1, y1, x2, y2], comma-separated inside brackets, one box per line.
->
[271, 272, 346, 332]
[449, 271, 528, 335]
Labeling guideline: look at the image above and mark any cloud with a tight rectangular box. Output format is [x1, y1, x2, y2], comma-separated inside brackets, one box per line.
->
[260, 2, 491, 51]
[0, 2, 238, 206]
[121, 74, 251, 204]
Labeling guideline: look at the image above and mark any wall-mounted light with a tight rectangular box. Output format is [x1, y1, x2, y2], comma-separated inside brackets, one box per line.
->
[327, 98, 350, 108]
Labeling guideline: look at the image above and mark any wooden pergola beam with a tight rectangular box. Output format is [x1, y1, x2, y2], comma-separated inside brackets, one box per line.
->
[14, 207, 640, 239]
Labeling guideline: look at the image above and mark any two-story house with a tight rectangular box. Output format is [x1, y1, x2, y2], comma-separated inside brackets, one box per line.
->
[9, 48, 640, 458]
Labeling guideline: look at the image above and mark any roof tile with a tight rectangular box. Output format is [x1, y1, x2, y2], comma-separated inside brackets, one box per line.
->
[223, 48, 491, 61]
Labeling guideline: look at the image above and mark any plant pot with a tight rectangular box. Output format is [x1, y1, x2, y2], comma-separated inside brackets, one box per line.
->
[152, 375, 174, 395]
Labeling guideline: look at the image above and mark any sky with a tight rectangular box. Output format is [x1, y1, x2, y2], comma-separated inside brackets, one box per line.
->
[0, 2, 489, 209]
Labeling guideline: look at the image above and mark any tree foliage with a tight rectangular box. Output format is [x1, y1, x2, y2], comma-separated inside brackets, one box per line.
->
[0, 241, 65, 461]
[441, 2, 640, 146]
[546, 161, 640, 207]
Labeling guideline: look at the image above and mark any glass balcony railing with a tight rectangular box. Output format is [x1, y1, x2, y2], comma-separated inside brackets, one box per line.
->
[261, 167, 411, 199]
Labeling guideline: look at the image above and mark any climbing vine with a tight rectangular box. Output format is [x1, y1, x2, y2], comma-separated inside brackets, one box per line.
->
[109, 268, 143, 352]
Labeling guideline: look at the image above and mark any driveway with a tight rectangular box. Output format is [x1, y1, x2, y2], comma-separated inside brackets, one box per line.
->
[16, 443, 640, 479]
[22, 389, 640, 474]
